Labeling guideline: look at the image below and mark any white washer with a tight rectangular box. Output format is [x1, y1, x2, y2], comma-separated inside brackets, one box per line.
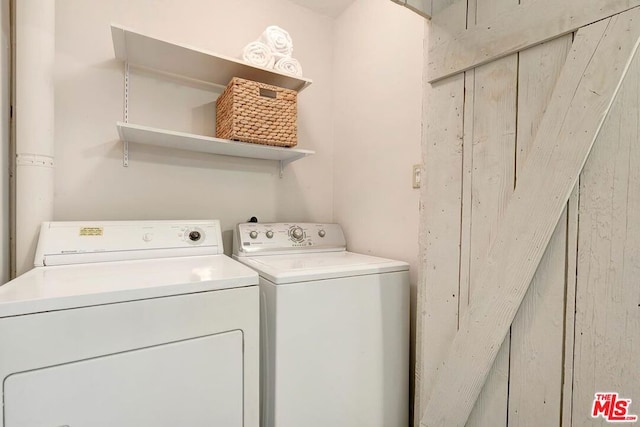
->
[0, 220, 259, 427]
[233, 222, 409, 427]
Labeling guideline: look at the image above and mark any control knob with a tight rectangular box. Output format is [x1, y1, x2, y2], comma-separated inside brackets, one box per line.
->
[290, 227, 304, 241]
[266, 230, 274, 239]
[318, 230, 326, 238]
[249, 231, 258, 239]
[188, 231, 201, 242]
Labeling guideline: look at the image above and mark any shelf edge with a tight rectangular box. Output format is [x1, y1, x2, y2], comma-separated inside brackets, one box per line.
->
[110, 24, 313, 92]
[116, 122, 315, 164]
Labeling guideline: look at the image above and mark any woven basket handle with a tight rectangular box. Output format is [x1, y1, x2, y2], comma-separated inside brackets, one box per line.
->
[259, 87, 278, 99]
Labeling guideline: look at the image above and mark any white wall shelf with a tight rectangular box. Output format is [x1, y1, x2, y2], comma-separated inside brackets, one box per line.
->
[111, 24, 314, 175]
[117, 122, 314, 176]
[111, 24, 313, 91]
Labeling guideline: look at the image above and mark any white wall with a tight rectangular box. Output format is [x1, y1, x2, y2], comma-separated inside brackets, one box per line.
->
[332, 0, 424, 415]
[54, 0, 334, 254]
[14, 1, 56, 276]
[53, 0, 425, 413]
[0, 0, 9, 282]
[333, 0, 423, 281]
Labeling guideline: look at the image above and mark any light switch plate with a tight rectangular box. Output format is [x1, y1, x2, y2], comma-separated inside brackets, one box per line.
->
[412, 164, 422, 189]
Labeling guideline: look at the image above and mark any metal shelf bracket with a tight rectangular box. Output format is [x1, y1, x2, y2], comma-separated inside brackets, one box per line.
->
[279, 158, 295, 178]
[123, 62, 130, 167]
[123, 140, 129, 166]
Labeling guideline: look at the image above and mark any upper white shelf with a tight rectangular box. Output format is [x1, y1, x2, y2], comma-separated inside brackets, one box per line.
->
[117, 122, 314, 165]
[111, 24, 313, 92]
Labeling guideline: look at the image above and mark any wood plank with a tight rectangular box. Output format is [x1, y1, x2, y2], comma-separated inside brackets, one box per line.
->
[466, 0, 476, 29]
[465, 53, 517, 427]
[514, 36, 573, 174]
[391, 0, 433, 19]
[431, 0, 458, 16]
[431, 0, 467, 34]
[561, 184, 579, 427]
[427, 0, 640, 82]
[415, 4, 466, 426]
[405, 0, 433, 19]
[420, 11, 640, 426]
[415, 73, 465, 426]
[458, 0, 475, 316]
[508, 213, 567, 426]
[466, 344, 510, 426]
[464, 1, 517, 424]
[571, 44, 640, 427]
[474, 0, 513, 23]
[458, 69, 473, 333]
[414, 164, 424, 426]
[507, 35, 573, 427]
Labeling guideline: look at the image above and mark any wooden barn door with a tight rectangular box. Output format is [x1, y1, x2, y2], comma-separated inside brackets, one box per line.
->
[415, 2, 640, 426]
[570, 42, 640, 426]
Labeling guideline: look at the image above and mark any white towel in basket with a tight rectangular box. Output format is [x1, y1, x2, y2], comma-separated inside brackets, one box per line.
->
[274, 57, 303, 77]
[242, 41, 275, 69]
[259, 25, 293, 59]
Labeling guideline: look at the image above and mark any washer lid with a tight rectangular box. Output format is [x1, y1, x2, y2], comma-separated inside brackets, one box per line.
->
[235, 251, 409, 284]
[0, 255, 258, 317]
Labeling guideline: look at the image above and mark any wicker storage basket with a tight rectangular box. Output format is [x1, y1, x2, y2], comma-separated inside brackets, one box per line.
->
[216, 77, 297, 147]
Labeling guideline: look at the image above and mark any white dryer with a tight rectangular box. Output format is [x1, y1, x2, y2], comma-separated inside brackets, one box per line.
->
[0, 220, 259, 427]
[233, 222, 409, 427]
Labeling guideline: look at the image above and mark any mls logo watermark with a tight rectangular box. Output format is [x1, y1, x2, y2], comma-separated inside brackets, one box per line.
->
[592, 393, 638, 423]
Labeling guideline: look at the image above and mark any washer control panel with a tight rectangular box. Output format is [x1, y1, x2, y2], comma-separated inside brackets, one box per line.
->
[234, 223, 346, 256]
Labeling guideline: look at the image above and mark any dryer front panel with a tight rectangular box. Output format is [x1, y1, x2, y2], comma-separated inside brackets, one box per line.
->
[0, 286, 259, 427]
[4, 331, 243, 427]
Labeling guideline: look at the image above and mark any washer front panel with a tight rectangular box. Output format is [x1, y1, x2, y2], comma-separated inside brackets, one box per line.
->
[260, 272, 410, 427]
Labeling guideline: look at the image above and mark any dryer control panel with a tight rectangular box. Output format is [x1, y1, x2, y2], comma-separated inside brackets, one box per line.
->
[35, 220, 223, 266]
[233, 223, 346, 256]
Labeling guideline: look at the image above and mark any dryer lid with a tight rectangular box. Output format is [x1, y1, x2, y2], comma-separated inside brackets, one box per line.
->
[0, 255, 258, 317]
[235, 251, 408, 284]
